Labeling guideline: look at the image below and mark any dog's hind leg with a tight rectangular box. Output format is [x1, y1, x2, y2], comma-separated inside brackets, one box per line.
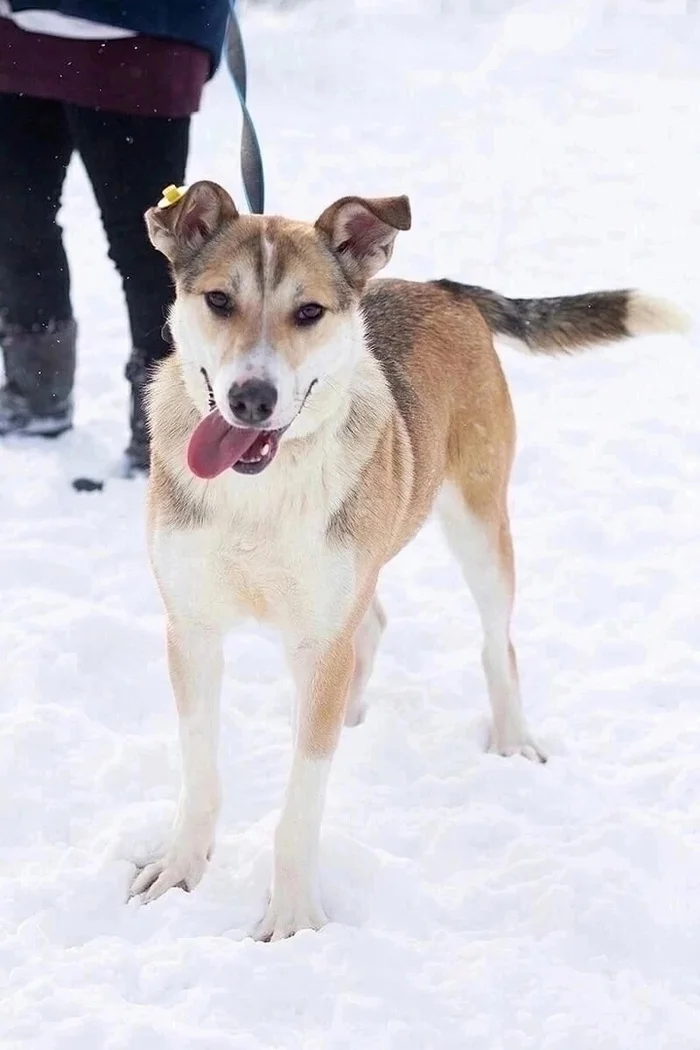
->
[437, 482, 545, 762]
[131, 617, 224, 901]
[344, 593, 387, 727]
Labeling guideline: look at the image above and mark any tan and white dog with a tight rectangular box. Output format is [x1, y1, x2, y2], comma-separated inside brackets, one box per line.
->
[131, 180, 688, 940]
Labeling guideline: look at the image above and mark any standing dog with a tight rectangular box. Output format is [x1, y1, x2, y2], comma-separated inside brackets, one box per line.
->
[131, 180, 688, 939]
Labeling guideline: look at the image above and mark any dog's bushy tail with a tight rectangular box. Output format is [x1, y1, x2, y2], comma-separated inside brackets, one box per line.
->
[434, 279, 691, 354]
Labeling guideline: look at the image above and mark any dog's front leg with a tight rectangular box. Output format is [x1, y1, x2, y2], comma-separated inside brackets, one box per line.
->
[254, 633, 355, 941]
[131, 617, 223, 902]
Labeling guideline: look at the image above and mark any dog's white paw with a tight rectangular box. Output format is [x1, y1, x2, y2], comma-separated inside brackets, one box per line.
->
[488, 723, 547, 764]
[253, 889, 328, 942]
[130, 841, 210, 903]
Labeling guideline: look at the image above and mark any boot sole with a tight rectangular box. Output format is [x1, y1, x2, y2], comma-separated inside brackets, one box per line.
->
[0, 421, 73, 439]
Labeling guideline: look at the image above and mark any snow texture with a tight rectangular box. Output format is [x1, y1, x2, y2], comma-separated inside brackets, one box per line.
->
[1, 1, 699, 1046]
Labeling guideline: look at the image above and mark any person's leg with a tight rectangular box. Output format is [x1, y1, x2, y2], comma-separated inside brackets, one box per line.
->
[0, 94, 76, 436]
[67, 105, 190, 471]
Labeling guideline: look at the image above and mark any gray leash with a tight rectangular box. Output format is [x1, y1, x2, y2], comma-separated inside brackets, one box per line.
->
[225, 3, 265, 215]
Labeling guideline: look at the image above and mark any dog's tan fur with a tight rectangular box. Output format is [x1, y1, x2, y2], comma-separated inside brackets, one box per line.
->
[131, 180, 689, 939]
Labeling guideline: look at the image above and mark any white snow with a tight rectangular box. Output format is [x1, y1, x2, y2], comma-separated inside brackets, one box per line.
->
[2, 0, 700, 1046]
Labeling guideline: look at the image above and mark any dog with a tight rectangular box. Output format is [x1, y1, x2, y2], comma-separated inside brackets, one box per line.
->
[130, 180, 689, 940]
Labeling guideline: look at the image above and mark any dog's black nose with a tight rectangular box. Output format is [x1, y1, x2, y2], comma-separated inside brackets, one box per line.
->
[228, 379, 278, 426]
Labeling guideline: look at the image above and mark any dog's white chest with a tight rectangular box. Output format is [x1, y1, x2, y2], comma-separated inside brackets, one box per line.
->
[222, 497, 354, 635]
[152, 474, 355, 642]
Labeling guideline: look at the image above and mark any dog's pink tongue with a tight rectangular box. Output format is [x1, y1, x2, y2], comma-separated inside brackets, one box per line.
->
[187, 410, 258, 479]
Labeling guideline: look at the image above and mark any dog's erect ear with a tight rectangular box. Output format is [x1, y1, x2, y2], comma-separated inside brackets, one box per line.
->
[145, 180, 239, 261]
[315, 195, 411, 287]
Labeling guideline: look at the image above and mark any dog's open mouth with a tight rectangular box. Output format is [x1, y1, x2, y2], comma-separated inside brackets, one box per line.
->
[187, 410, 287, 479]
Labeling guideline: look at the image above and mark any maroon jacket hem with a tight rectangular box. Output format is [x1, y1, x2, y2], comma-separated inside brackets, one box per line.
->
[0, 17, 211, 118]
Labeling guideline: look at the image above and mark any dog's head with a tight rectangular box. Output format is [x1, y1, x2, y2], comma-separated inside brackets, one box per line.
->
[145, 180, 411, 478]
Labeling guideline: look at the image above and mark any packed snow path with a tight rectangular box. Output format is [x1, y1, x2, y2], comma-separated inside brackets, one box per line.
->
[1, 2, 699, 1046]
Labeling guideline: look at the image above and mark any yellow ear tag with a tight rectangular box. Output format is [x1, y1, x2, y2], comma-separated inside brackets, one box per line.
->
[157, 184, 187, 209]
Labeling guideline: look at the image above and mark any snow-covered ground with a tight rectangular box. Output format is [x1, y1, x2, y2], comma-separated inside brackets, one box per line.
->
[2, 1, 700, 1046]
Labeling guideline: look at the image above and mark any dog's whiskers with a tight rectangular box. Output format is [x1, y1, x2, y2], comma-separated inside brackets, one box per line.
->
[200, 367, 216, 411]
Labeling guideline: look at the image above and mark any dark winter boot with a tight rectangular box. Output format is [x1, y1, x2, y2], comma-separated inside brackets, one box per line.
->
[119, 349, 157, 477]
[0, 319, 76, 437]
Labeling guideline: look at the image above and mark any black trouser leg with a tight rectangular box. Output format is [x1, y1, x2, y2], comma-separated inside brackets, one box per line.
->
[67, 106, 191, 470]
[66, 106, 190, 363]
[0, 94, 76, 435]
[0, 93, 73, 331]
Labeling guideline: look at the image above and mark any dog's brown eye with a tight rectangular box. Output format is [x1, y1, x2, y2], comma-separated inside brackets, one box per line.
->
[205, 291, 233, 316]
[295, 303, 325, 326]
